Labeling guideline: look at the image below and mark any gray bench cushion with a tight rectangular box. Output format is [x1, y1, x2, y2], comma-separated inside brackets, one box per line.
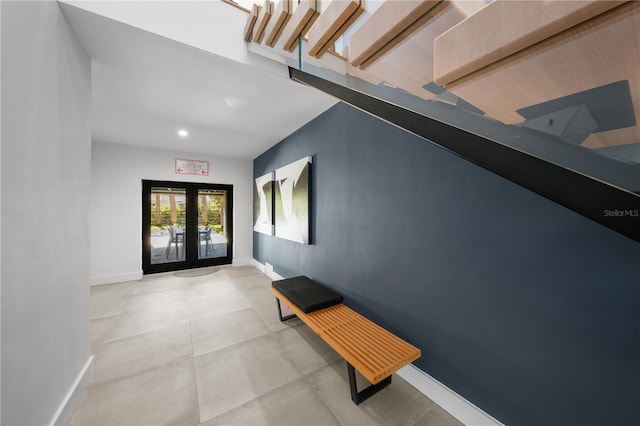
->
[272, 276, 343, 313]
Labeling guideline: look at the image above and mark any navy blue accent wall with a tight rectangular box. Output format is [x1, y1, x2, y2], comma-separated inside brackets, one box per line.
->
[254, 102, 640, 425]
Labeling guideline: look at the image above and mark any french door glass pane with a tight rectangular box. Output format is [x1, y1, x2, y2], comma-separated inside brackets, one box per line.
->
[197, 189, 228, 259]
[143, 180, 233, 274]
[150, 187, 187, 264]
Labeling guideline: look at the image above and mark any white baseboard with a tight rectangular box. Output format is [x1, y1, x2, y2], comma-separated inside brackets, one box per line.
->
[50, 355, 95, 426]
[253, 259, 284, 280]
[269, 269, 284, 280]
[397, 364, 503, 426]
[249, 260, 497, 424]
[247, 258, 265, 271]
[90, 271, 142, 286]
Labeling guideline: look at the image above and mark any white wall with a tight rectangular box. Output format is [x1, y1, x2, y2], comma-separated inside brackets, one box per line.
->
[1, 2, 92, 424]
[91, 141, 253, 285]
[60, 0, 285, 76]
[0, 1, 3, 420]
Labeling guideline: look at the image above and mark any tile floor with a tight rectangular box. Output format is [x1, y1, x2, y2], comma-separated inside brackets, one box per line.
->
[71, 265, 463, 426]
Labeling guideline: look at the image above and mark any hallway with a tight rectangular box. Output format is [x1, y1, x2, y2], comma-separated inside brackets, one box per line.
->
[72, 266, 461, 425]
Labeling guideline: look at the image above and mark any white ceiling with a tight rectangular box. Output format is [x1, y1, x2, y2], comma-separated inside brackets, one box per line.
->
[61, 3, 338, 159]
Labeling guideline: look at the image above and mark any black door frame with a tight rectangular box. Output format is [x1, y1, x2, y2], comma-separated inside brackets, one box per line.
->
[142, 180, 233, 274]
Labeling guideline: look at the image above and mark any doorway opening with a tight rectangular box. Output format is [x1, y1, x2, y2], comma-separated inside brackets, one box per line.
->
[142, 180, 233, 274]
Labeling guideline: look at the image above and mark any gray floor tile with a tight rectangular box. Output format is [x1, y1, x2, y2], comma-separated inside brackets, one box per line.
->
[187, 277, 237, 300]
[252, 301, 303, 333]
[354, 375, 435, 426]
[238, 284, 275, 307]
[70, 359, 199, 426]
[90, 281, 135, 299]
[90, 316, 118, 353]
[273, 326, 342, 375]
[92, 323, 192, 386]
[202, 378, 340, 426]
[75, 267, 460, 426]
[188, 286, 251, 315]
[125, 287, 189, 313]
[107, 306, 190, 341]
[182, 268, 228, 284]
[90, 293, 129, 320]
[190, 307, 270, 356]
[306, 361, 435, 426]
[224, 265, 261, 278]
[195, 334, 302, 422]
[230, 273, 272, 288]
[413, 405, 465, 426]
[304, 361, 387, 426]
[133, 273, 186, 294]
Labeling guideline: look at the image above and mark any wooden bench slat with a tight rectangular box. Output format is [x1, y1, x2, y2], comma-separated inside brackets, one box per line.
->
[309, 308, 358, 332]
[336, 321, 398, 364]
[331, 324, 419, 382]
[327, 310, 418, 357]
[324, 330, 381, 376]
[333, 326, 404, 374]
[341, 322, 403, 364]
[270, 286, 421, 385]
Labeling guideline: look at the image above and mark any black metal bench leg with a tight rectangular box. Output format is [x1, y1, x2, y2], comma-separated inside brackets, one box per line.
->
[276, 298, 297, 322]
[347, 363, 392, 405]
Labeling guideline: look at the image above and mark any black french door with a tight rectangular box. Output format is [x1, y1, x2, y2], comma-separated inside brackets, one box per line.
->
[142, 180, 233, 274]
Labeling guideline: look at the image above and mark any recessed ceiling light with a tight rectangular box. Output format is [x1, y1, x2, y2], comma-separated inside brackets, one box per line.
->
[178, 129, 189, 138]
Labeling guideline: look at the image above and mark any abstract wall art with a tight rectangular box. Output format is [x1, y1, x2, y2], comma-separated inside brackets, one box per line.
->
[274, 156, 311, 244]
[253, 171, 274, 235]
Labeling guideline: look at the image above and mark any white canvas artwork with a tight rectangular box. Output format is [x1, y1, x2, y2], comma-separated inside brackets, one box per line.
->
[275, 156, 311, 244]
[253, 172, 274, 235]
